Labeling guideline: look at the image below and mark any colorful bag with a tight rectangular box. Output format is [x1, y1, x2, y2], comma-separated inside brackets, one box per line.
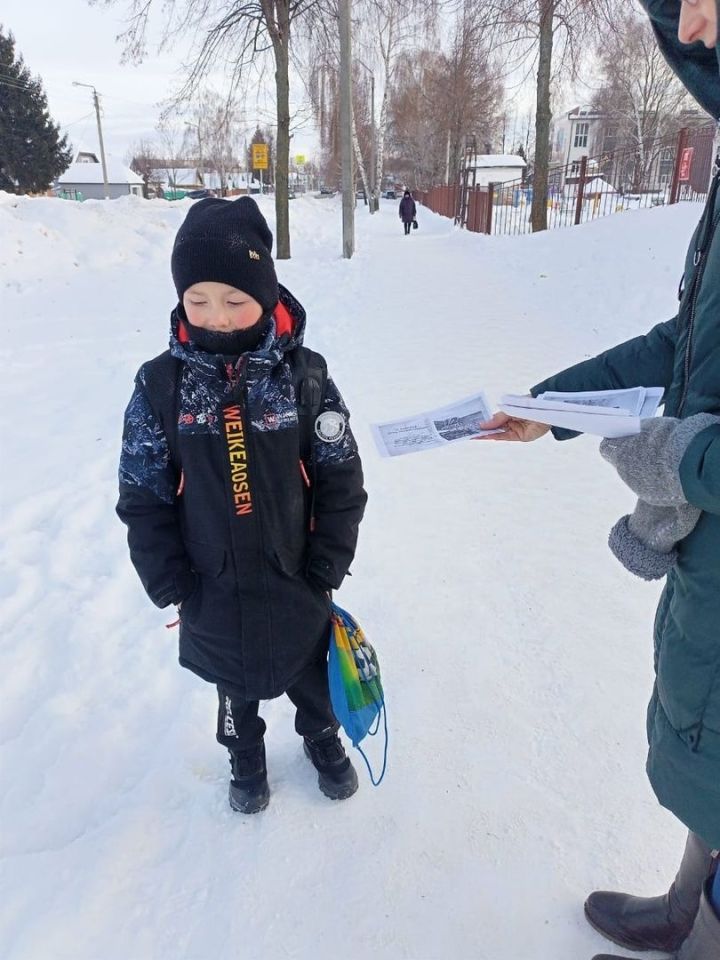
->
[328, 602, 388, 785]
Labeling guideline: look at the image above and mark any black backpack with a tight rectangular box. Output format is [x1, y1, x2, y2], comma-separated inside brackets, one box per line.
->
[141, 346, 327, 474]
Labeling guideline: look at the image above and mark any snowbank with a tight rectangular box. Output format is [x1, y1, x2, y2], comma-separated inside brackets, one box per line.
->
[0, 189, 702, 959]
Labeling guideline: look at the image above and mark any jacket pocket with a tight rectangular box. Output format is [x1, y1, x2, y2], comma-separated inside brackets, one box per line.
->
[273, 546, 305, 578]
[185, 540, 226, 578]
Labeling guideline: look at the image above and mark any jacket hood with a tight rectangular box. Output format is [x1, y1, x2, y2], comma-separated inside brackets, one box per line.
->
[640, 0, 720, 117]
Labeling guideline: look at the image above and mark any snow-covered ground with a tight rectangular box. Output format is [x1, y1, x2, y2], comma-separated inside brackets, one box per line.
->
[0, 190, 703, 960]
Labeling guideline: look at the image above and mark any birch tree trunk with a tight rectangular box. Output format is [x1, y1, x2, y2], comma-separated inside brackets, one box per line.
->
[352, 110, 371, 199]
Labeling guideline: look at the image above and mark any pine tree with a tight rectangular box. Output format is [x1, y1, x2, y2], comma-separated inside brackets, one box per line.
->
[0, 27, 72, 194]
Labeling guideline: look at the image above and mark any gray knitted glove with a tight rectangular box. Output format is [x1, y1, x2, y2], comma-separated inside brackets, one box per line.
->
[599, 414, 718, 506]
[608, 500, 701, 581]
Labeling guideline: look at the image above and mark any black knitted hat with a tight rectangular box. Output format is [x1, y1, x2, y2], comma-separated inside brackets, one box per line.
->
[171, 196, 279, 311]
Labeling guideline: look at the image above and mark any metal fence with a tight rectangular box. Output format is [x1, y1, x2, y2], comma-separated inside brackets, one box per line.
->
[418, 125, 716, 237]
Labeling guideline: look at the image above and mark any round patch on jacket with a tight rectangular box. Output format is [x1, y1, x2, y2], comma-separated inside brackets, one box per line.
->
[315, 411, 346, 443]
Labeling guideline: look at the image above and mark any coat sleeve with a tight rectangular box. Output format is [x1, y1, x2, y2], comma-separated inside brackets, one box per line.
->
[306, 375, 368, 591]
[530, 316, 679, 440]
[116, 369, 196, 608]
[679, 423, 720, 515]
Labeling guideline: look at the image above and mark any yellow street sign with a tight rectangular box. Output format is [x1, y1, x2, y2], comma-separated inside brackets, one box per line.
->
[252, 143, 269, 170]
[295, 154, 306, 166]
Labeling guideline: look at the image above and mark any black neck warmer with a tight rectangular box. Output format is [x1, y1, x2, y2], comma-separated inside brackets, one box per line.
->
[184, 312, 272, 356]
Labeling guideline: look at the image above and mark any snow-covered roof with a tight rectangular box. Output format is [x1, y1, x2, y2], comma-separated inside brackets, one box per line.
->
[585, 176, 616, 193]
[465, 154, 526, 169]
[567, 105, 602, 119]
[58, 155, 143, 186]
[567, 176, 617, 195]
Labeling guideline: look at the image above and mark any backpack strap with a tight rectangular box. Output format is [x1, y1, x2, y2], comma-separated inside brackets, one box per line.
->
[141, 350, 183, 474]
[289, 346, 327, 530]
[289, 346, 328, 464]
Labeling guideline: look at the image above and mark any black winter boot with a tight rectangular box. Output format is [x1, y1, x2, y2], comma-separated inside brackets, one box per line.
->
[584, 832, 713, 953]
[303, 732, 359, 800]
[228, 741, 270, 814]
[592, 876, 720, 960]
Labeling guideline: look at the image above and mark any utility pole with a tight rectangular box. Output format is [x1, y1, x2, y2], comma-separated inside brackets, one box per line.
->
[72, 81, 109, 199]
[369, 71, 376, 212]
[339, 0, 354, 257]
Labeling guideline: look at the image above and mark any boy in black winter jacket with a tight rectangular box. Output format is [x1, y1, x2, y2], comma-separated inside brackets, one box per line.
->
[117, 197, 367, 813]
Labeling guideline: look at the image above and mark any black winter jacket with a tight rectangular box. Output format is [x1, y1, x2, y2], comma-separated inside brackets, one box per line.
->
[117, 286, 367, 699]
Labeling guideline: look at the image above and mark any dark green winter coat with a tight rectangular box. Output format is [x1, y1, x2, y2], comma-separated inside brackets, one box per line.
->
[531, 0, 720, 848]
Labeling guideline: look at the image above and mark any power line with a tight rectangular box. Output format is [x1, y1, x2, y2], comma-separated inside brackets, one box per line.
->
[0, 76, 34, 93]
[60, 111, 96, 130]
[0, 70, 36, 89]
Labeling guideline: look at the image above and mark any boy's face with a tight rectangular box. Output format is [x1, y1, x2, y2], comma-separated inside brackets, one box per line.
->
[678, 0, 718, 48]
[183, 282, 264, 331]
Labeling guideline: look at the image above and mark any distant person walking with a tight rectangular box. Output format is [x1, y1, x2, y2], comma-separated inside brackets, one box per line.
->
[399, 190, 416, 236]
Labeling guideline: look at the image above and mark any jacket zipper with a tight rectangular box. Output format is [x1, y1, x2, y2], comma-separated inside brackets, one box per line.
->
[677, 158, 720, 417]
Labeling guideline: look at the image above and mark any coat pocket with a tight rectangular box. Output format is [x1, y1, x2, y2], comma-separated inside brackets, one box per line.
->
[272, 546, 305, 578]
[180, 540, 234, 637]
[185, 540, 226, 578]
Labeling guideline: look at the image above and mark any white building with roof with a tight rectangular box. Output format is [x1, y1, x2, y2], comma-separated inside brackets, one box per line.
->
[463, 154, 527, 186]
[551, 106, 605, 173]
[148, 167, 204, 196]
[56, 151, 144, 200]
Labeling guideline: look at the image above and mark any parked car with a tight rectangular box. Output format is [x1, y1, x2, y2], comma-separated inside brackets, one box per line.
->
[382, 189, 397, 200]
[185, 188, 215, 199]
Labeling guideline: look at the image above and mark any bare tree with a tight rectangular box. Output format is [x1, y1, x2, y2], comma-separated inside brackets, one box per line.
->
[127, 138, 158, 197]
[386, 9, 502, 190]
[591, 9, 692, 191]
[156, 119, 192, 195]
[387, 58, 448, 188]
[186, 90, 246, 195]
[482, 0, 609, 230]
[303, 0, 424, 203]
[92, 0, 326, 258]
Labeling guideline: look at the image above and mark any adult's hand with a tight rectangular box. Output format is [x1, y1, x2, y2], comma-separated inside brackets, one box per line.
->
[477, 411, 551, 442]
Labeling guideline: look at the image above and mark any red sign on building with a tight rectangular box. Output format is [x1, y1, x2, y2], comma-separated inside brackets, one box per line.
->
[679, 147, 695, 182]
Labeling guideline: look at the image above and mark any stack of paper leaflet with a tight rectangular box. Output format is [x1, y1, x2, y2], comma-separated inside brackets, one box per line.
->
[499, 387, 664, 438]
[370, 386, 665, 458]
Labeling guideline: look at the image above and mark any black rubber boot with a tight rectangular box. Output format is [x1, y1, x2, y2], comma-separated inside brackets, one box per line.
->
[228, 741, 270, 814]
[584, 832, 714, 953]
[592, 876, 720, 960]
[303, 732, 359, 800]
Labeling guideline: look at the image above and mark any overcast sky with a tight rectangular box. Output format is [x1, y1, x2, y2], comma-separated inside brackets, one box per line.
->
[4, 0, 319, 166]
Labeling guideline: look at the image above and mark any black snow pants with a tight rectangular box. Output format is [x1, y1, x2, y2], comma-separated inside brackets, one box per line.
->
[216, 646, 338, 752]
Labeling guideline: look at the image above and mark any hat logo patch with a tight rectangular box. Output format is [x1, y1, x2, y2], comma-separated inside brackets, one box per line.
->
[315, 411, 346, 443]
[248, 249, 260, 260]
